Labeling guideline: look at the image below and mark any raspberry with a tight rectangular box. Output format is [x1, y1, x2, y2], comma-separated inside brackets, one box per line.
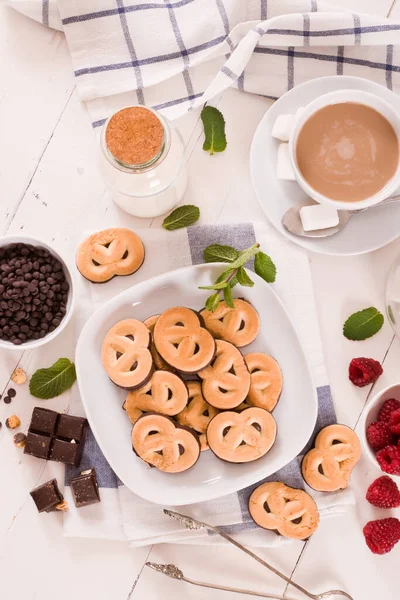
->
[376, 445, 400, 475]
[366, 476, 400, 508]
[348, 357, 383, 387]
[389, 408, 400, 436]
[378, 398, 400, 423]
[366, 421, 394, 451]
[363, 518, 400, 554]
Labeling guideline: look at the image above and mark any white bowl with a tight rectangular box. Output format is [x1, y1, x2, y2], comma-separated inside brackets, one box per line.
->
[289, 89, 400, 210]
[359, 382, 400, 477]
[0, 235, 75, 350]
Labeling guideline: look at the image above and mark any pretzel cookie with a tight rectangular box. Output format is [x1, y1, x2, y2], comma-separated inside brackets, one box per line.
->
[201, 299, 260, 347]
[124, 370, 188, 424]
[153, 307, 215, 373]
[76, 228, 144, 283]
[207, 406, 277, 463]
[132, 413, 201, 473]
[198, 340, 251, 409]
[101, 319, 152, 389]
[177, 381, 219, 451]
[249, 482, 320, 540]
[244, 353, 283, 412]
[302, 424, 361, 492]
[144, 315, 171, 371]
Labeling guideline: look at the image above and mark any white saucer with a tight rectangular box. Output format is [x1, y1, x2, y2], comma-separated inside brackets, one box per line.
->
[250, 76, 400, 256]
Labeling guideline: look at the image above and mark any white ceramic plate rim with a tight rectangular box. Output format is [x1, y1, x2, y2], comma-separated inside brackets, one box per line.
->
[75, 263, 318, 505]
[250, 75, 400, 256]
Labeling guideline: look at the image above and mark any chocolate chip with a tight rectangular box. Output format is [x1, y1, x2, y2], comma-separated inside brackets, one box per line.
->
[4, 396, 11, 404]
[7, 388, 16, 398]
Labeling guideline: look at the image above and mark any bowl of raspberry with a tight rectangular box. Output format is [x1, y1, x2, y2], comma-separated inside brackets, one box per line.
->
[0, 235, 75, 350]
[360, 383, 400, 479]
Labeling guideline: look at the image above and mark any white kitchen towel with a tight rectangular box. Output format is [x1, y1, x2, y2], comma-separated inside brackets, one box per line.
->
[7, 0, 400, 125]
[63, 222, 354, 548]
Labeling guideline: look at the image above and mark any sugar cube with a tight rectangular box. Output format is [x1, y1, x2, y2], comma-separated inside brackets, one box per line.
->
[277, 143, 296, 181]
[271, 114, 294, 142]
[300, 204, 340, 232]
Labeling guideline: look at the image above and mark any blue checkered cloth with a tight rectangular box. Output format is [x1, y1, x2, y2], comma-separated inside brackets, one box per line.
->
[61, 223, 353, 547]
[7, 0, 400, 126]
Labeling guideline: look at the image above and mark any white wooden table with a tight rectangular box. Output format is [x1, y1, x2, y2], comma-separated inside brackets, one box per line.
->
[1, 2, 400, 598]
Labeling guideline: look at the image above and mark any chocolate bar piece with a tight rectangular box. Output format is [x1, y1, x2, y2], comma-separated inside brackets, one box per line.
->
[29, 407, 58, 436]
[70, 469, 100, 508]
[30, 478, 64, 513]
[57, 414, 87, 443]
[50, 439, 82, 466]
[24, 432, 52, 459]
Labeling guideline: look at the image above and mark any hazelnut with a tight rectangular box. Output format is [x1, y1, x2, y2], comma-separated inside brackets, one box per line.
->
[12, 368, 27, 385]
[13, 433, 27, 448]
[6, 415, 21, 429]
[55, 500, 69, 512]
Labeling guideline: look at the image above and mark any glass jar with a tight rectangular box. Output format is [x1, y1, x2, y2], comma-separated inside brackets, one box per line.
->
[99, 106, 188, 218]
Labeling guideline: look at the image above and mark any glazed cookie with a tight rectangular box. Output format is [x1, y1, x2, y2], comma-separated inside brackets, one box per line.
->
[176, 381, 219, 451]
[153, 307, 215, 373]
[144, 315, 171, 371]
[249, 482, 320, 540]
[132, 413, 201, 473]
[198, 340, 251, 409]
[244, 353, 283, 412]
[207, 406, 277, 463]
[76, 228, 144, 283]
[124, 370, 188, 424]
[101, 319, 153, 389]
[301, 424, 361, 492]
[200, 299, 260, 347]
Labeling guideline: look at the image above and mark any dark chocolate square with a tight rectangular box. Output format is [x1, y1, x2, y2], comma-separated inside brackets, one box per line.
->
[29, 407, 59, 436]
[70, 469, 100, 508]
[56, 414, 87, 443]
[50, 439, 82, 466]
[24, 432, 52, 459]
[30, 478, 63, 513]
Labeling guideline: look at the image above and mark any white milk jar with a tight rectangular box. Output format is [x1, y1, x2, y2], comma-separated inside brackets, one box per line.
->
[99, 106, 188, 218]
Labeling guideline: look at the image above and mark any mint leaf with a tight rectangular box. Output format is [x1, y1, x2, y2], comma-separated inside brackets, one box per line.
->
[162, 205, 200, 231]
[229, 244, 260, 269]
[205, 293, 220, 312]
[201, 106, 227, 155]
[343, 307, 384, 341]
[255, 251, 277, 283]
[204, 244, 239, 263]
[199, 281, 228, 291]
[29, 358, 77, 399]
[216, 268, 235, 284]
[223, 285, 235, 308]
[236, 267, 254, 287]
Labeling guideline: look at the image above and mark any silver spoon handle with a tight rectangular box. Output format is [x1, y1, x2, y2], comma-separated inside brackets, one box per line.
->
[349, 193, 400, 215]
[146, 562, 297, 600]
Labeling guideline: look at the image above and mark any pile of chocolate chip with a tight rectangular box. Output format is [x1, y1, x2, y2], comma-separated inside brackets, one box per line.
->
[0, 243, 69, 345]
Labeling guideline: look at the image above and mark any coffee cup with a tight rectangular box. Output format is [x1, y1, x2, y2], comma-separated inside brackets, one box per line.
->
[289, 89, 400, 210]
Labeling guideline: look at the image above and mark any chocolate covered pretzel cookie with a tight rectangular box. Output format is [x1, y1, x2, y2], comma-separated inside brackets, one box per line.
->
[249, 482, 320, 540]
[153, 307, 215, 373]
[244, 353, 283, 412]
[143, 315, 171, 371]
[200, 299, 260, 347]
[132, 413, 201, 473]
[198, 340, 251, 409]
[176, 381, 219, 451]
[76, 228, 144, 283]
[301, 424, 361, 492]
[124, 370, 188, 424]
[207, 406, 277, 463]
[101, 319, 152, 389]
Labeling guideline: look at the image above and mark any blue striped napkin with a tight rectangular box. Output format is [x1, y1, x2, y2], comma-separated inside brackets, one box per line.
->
[62, 223, 353, 547]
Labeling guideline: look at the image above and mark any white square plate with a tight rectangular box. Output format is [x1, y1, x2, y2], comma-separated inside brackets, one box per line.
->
[75, 264, 317, 505]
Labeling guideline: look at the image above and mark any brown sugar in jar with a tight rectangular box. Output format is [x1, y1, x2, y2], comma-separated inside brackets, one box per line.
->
[105, 107, 164, 166]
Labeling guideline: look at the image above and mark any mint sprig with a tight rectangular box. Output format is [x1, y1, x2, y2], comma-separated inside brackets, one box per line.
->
[343, 307, 384, 341]
[200, 242, 277, 311]
[162, 205, 200, 231]
[29, 358, 77, 399]
[200, 106, 227, 155]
